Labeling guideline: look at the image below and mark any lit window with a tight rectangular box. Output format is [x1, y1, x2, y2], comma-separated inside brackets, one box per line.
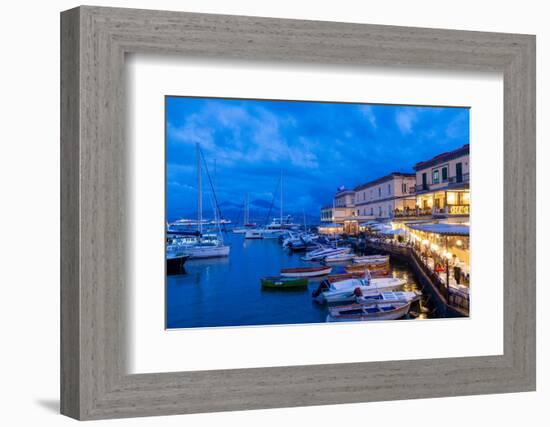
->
[433, 169, 440, 184]
[447, 192, 457, 205]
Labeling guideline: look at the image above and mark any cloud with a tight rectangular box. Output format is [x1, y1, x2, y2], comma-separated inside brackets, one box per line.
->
[395, 109, 418, 134]
[359, 105, 377, 129]
[165, 98, 469, 220]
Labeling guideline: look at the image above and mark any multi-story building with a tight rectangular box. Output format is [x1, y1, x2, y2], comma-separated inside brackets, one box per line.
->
[320, 173, 416, 234]
[319, 188, 364, 234]
[354, 173, 417, 220]
[414, 144, 470, 219]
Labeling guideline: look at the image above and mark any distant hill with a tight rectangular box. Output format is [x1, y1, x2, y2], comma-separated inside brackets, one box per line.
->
[169, 200, 320, 226]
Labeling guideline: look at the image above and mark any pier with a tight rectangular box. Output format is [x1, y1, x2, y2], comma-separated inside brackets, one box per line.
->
[358, 239, 468, 317]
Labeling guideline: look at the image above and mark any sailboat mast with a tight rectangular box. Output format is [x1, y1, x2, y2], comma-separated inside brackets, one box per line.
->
[280, 170, 283, 226]
[197, 143, 202, 235]
[244, 193, 249, 225]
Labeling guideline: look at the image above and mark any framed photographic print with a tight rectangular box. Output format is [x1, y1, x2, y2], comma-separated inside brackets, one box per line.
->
[61, 6, 536, 420]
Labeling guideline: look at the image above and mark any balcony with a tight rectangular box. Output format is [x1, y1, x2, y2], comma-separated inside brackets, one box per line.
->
[393, 207, 433, 218]
[393, 205, 469, 218]
[416, 173, 470, 193]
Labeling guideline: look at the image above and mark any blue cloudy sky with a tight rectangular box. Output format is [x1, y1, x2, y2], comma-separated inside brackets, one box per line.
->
[166, 96, 469, 222]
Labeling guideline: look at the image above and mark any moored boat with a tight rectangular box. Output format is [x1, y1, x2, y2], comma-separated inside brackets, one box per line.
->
[245, 229, 263, 239]
[185, 244, 230, 258]
[323, 253, 355, 263]
[166, 251, 190, 275]
[301, 246, 350, 261]
[324, 272, 366, 283]
[355, 290, 421, 306]
[313, 277, 406, 304]
[280, 266, 332, 278]
[326, 300, 412, 322]
[261, 276, 309, 289]
[353, 255, 390, 264]
[345, 262, 389, 274]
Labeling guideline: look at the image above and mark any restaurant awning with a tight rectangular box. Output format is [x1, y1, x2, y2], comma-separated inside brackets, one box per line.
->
[407, 223, 469, 236]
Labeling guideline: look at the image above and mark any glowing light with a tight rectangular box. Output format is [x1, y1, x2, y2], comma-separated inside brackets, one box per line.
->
[422, 239, 429, 246]
[430, 243, 439, 251]
[456, 240, 463, 246]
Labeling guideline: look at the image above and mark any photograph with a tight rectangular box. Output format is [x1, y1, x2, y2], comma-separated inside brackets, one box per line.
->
[165, 97, 471, 329]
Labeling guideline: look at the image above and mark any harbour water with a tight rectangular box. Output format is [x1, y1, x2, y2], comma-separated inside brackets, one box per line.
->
[166, 232, 429, 329]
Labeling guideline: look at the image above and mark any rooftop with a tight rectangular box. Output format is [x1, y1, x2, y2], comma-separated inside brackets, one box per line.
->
[354, 172, 415, 192]
[414, 144, 470, 171]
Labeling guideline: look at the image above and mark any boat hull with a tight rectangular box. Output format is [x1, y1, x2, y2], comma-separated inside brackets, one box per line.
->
[301, 247, 350, 261]
[280, 266, 332, 277]
[261, 277, 309, 288]
[327, 302, 412, 322]
[244, 230, 263, 239]
[320, 278, 406, 304]
[166, 254, 189, 275]
[186, 245, 230, 258]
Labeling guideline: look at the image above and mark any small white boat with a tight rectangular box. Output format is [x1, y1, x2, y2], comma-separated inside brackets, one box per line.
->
[326, 300, 412, 322]
[319, 277, 406, 304]
[280, 266, 332, 278]
[353, 255, 390, 264]
[323, 253, 355, 263]
[245, 229, 263, 239]
[261, 229, 285, 239]
[301, 246, 350, 261]
[356, 291, 421, 305]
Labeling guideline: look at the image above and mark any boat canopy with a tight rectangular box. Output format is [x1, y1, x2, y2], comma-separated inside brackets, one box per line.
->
[407, 223, 470, 236]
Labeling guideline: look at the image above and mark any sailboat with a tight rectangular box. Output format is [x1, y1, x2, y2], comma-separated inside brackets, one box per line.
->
[262, 171, 298, 237]
[233, 193, 257, 234]
[171, 144, 230, 259]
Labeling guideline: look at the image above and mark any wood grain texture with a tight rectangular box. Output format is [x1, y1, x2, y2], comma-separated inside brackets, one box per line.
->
[60, 6, 536, 420]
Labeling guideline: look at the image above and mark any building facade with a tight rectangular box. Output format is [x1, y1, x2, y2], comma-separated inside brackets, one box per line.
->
[320, 173, 416, 234]
[414, 144, 470, 219]
[354, 173, 417, 220]
[319, 188, 365, 234]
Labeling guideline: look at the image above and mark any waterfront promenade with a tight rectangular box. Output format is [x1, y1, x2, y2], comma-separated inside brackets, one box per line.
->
[357, 238, 469, 317]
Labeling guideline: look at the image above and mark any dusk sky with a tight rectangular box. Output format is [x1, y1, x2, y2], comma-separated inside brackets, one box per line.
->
[166, 96, 469, 223]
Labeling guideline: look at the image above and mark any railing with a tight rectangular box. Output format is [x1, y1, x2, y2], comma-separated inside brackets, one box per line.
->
[448, 173, 470, 184]
[392, 207, 433, 217]
[362, 238, 469, 316]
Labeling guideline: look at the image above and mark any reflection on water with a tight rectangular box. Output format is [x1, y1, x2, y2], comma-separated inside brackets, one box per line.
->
[166, 233, 435, 329]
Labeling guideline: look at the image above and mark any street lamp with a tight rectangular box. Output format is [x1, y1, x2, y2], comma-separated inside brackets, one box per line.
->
[445, 251, 452, 300]
[422, 239, 429, 263]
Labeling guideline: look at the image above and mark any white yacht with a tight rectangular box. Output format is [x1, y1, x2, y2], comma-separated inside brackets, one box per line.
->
[173, 143, 230, 259]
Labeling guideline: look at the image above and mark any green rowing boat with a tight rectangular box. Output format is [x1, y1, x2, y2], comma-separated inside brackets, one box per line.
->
[261, 276, 309, 289]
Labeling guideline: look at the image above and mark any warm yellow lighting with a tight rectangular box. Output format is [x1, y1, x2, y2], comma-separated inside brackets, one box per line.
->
[447, 192, 457, 205]
[430, 243, 439, 251]
[456, 240, 463, 246]
[445, 252, 453, 260]
[422, 239, 429, 246]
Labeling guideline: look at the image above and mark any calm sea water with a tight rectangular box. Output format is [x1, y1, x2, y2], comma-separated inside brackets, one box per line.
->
[166, 232, 429, 329]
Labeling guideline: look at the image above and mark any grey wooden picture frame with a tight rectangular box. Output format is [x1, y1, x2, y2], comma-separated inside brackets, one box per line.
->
[60, 5, 536, 420]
